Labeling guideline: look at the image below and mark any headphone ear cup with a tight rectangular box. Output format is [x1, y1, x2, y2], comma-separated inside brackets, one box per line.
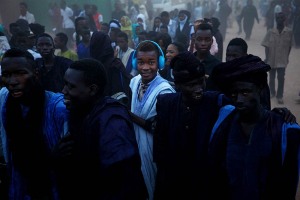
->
[132, 51, 137, 69]
[158, 55, 165, 70]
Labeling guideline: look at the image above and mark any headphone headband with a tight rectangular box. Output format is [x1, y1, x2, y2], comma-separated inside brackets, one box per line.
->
[132, 40, 165, 70]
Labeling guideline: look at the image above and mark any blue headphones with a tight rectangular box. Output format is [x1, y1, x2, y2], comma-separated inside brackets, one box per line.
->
[132, 40, 165, 70]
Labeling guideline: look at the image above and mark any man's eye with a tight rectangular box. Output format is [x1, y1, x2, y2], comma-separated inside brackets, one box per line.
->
[231, 93, 237, 98]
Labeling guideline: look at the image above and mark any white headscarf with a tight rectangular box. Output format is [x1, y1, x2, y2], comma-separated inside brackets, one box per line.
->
[137, 13, 147, 31]
[139, 4, 149, 21]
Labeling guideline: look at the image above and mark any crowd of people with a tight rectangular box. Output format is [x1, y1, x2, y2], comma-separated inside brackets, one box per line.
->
[0, 0, 300, 200]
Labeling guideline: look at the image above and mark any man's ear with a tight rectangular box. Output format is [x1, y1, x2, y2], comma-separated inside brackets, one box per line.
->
[89, 84, 99, 96]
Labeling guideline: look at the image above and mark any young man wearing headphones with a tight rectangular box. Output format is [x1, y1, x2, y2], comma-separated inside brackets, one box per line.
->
[129, 40, 175, 200]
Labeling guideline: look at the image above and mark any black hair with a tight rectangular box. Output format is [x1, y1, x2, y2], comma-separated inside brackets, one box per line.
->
[171, 51, 205, 83]
[2, 48, 36, 70]
[160, 11, 169, 18]
[155, 33, 172, 52]
[160, 25, 169, 32]
[137, 40, 160, 58]
[178, 10, 191, 20]
[29, 23, 45, 36]
[15, 19, 30, 32]
[36, 33, 54, 45]
[196, 23, 213, 33]
[69, 58, 107, 96]
[227, 38, 248, 54]
[117, 31, 128, 41]
[55, 32, 68, 45]
[211, 17, 220, 29]
[75, 17, 89, 30]
[153, 17, 162, 31]
[91, 4, 98, 11]
[170, 41, 186, 53]
[174, 33, 189, 50]
[154, 16, 161, 21]
[147, 31, 158, 41]
[19, 2, 28, 8]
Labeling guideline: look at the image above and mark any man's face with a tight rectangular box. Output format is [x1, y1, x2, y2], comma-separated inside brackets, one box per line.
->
[85, 6, 93, 15]
[100, 25, 109, 34]
[276, 13, 286, 26]
[227, 81, 261, 115]
[137, 18, 144, 28]
[116, 37, 128, 51]
[137, 50, 158, 84]
[176, 76, 206, 104]
[15, 36, 29, 50]
[54, 36, 64, 49]
[178, 13, 186, 21]
[154, 18, 161, 27]
[20, 5, 27, 15]
[161, 16, 169, 25]
[226, 45, 246, 62]
[36, 36, 55, 57]
[76, 19, 89, 34]
[160, 27, 168, 34]
[82, 31, 91, 42]
[195, 29, 213, 54]
[109, 29, 118, 42]
[1, 57, 35, 99]
[62, 68, 91, 111]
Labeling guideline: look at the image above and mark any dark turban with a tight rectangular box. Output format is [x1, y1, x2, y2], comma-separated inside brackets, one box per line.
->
[170, 51, 205, 84]
[211, 54, 271, 91]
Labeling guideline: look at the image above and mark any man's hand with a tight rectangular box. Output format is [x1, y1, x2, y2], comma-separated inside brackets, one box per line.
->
[51, 132, 74, 163]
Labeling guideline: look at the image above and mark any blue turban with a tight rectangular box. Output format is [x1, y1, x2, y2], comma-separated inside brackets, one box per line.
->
[211, 54, 271, 91]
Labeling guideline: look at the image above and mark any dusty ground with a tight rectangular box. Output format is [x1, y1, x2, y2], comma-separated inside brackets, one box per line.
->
[224, 16, 300, 199]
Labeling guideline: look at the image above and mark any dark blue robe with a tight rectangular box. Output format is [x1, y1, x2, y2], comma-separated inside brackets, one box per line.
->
[209, 107, 300, 200]
[57, 97, 147, 200]
[153, 91, 230, 200]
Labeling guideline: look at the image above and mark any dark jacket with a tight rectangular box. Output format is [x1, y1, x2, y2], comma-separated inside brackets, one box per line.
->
[194, 51, 221, 91]
[90, 31, 132, 107]
[56, 97, 148, 200]
[208, 108, 300, 200]
[36, 56, 73, 93]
